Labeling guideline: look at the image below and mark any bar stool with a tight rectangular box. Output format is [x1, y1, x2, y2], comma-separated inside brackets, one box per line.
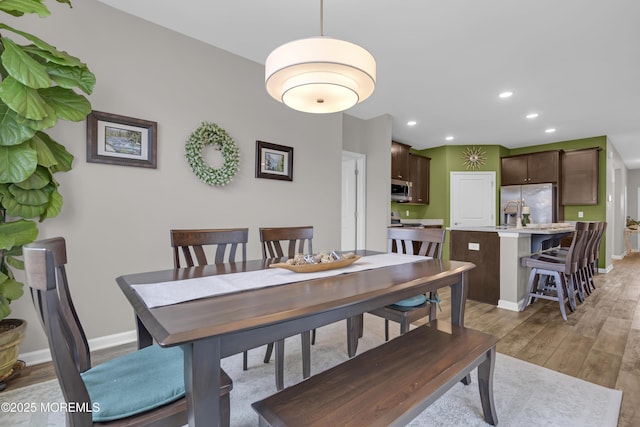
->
[520, 222, 589, 320]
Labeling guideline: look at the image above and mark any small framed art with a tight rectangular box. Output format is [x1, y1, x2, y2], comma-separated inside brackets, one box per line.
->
[86, 110, 157, 168]
[255, 140, 293, 181]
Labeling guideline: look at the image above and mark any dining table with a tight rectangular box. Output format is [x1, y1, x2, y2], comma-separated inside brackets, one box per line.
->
[116, 249, 475, 427]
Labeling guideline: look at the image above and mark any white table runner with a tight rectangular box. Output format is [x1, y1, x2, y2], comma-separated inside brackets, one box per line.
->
[132, 253, 428, 308]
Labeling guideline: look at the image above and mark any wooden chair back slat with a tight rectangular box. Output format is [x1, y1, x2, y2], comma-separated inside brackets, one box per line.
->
[387, 228, 445, 259]
[259, 226, 314, 259]
[171, 228, 248, 267]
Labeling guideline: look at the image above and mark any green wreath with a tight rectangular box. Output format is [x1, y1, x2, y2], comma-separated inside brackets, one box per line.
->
[185, 122, 240, 186]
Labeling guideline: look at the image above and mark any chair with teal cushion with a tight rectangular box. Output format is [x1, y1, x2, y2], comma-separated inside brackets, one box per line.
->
[365, 227, 446, 341]
[24, 237, 233, 426]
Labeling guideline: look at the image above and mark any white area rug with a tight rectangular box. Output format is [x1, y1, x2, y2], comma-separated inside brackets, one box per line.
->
[1, 315, 622, 426]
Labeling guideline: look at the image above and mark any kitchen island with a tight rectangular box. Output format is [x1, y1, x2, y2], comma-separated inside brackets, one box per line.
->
[449, 224, 574, 311]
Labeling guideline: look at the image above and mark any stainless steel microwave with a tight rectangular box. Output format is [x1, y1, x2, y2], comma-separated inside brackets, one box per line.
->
[391, 179, 412, 203]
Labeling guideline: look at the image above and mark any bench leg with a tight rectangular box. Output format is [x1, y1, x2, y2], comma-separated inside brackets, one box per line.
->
[477, 346, 498, 426]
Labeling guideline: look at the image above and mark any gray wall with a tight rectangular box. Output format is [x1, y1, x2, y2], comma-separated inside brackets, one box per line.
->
[8, 1, 390, 356]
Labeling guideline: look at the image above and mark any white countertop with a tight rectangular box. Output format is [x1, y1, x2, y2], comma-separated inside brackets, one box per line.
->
[448, 223, 574, 234]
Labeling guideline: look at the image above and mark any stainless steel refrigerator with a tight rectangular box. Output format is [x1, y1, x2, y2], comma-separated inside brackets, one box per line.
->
[500, 183, 557, 226]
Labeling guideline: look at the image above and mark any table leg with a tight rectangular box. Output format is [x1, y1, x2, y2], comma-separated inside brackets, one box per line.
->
[346, 314, 362, 357]
[275, 339, 285, 391]
[184, 338, 221, 426]
[450, 270, 468, 328]
[135, 316, 153, 350]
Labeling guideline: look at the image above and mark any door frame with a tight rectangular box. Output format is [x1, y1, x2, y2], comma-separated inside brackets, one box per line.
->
[341, 151, 366, 250]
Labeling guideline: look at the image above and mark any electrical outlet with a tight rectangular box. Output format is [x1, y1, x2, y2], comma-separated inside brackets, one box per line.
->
[468, 243, 480, 251]
[578, 211, 584, 218]
[405, 210, 410, 217]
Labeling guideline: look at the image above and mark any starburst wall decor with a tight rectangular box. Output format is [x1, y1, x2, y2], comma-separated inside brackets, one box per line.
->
[461, 146, 486, 170]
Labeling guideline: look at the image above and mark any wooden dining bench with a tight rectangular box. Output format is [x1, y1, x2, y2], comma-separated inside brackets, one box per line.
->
[252, 320, 498, 427]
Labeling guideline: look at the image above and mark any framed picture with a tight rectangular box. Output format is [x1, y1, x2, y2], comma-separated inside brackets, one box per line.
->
[86, 111, 157, 168]
[255, 141, 293, 181]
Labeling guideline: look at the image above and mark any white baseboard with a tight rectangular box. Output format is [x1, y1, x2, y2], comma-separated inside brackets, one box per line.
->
[599, 263, 613, 274]
[497, 299, 521, 312]
[19, 330, 137, 367]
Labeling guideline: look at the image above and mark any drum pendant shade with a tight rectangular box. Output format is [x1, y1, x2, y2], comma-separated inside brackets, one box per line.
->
[265, 37, 376, 114]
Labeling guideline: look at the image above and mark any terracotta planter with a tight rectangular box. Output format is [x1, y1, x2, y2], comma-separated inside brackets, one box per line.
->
[0, 319, 27, 379]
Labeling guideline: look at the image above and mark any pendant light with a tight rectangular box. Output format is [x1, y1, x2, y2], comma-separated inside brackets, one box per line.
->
[265, 0, 376, 114]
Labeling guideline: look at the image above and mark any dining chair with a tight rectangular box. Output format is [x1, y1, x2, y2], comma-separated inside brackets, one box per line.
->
[364, 227, 446, 342]
[259, 226, 314, 391]
[170, 228, 250, 370]
[23, 237, 233, 426]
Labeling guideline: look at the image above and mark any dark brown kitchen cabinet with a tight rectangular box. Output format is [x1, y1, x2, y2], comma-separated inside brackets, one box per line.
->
[501, 150, 561, 185]
[408, 153, 430, 204]
[561, 148, 599, 205]
[449, 230, 500, 305]
[391, 141, 410, 180]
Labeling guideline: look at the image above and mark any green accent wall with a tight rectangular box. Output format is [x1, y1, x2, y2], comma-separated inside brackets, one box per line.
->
[398, 136, 608, 264]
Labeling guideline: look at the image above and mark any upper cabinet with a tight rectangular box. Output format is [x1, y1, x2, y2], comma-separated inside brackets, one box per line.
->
[391, 141, 411, 180]
[409, 153, 430, 204]
[501, 150, 561, 186]
[561, 148, 599, 205]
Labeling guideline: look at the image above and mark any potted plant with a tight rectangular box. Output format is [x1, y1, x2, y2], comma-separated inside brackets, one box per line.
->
[0, 0, 95, 380]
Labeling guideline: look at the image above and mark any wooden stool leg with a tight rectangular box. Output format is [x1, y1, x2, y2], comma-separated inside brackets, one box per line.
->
[384, 319, 390, 341]
[477, 347, 498, 426]
[553, 272, 568, 321]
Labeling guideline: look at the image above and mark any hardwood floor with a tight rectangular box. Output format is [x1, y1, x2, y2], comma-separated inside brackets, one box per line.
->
[4, 253, 639, 426]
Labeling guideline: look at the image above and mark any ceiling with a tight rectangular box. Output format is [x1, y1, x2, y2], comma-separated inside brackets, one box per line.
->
[99, 0, 640, 169]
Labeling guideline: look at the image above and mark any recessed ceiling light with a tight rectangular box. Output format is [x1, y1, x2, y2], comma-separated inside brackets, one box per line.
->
[498, 91, 513, 98]
[526, 113, 539, 119]
[445, 136, 454, 141]
[545, 128, 556, 133]
[407, 120, 417, 126]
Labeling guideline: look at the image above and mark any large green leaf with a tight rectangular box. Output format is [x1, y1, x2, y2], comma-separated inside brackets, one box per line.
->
[1, 191, 47, 218]
[37, 131, 74, 172]
[1, 36, 51, 89]
[0, 24, 84, 69]
[8, 183, 50, 205]
[0, 75, 50, 120]
[29, 132, 57, 167]
[0, 101, 37, 146]
[14, 165, 50, 190]
[45, 62, 95, 95]
[0, 142, 38, 183]
[0, 296, 11, 319]
[0, 219, 38, 250]
[16, 101, 57, 131]
[0, 0, 50, 17]
[40, 184, 62, 220]
[0, 276, 24, 301]
[39, 86, 91, 121]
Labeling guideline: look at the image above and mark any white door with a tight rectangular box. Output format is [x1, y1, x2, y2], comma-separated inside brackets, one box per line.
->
[341, 151, 366, 250]
[450, 172, 495, 227]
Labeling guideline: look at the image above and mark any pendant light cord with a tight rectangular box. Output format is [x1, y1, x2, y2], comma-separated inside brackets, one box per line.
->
[320, 0, 324, 36]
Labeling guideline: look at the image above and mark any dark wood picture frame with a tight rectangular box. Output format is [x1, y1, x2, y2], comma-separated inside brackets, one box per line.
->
[86, 110, 157, 168]
[255, 141, 293, 181]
